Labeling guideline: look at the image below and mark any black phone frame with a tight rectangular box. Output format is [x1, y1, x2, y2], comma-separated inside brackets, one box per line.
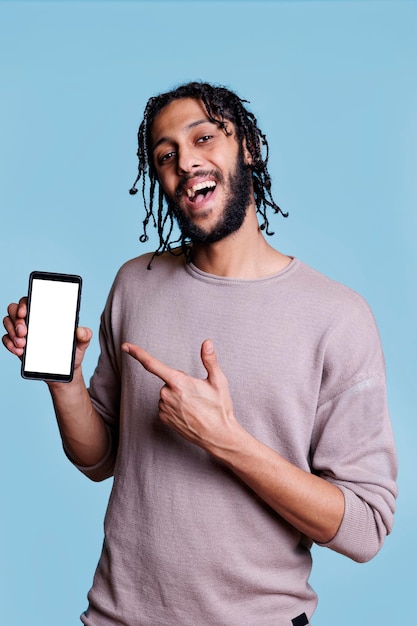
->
[21, 271, 82, 382]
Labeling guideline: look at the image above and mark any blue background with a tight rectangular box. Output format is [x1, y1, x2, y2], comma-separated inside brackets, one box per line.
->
[1, 1, 415, 624]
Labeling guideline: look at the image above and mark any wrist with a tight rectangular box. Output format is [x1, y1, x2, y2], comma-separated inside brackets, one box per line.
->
[209, 418, 252, 465]
[46, 365, 85, 393]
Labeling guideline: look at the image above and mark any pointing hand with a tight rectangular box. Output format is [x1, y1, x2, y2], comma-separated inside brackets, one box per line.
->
[122, 339, 239, 454]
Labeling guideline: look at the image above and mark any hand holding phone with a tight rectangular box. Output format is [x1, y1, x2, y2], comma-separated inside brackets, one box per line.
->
[2, 298, 27, 357]
[21, 271, 82, 382]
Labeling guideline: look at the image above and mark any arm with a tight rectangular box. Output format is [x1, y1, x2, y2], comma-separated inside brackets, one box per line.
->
[212, 427, 344, 544]
[48, 357, 114, 476]
[122, 339, 345, 544]
[3, 298, 114, 480]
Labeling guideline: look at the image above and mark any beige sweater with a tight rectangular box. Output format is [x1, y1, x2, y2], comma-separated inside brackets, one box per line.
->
[76, 253, 397, 626]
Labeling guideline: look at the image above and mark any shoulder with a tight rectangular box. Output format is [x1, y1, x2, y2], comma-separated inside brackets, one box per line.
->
[292, 259, 375, 324]
[292, 262, 386, 399]
[113, 251, 186, 287]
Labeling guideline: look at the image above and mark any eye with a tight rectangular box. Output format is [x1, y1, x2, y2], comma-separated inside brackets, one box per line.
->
[197, 134, 213, 144]
[159, 150, 176, 164]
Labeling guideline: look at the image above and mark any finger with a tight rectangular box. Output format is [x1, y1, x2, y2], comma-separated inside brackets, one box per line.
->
[17, 297, 28, 318]
[7, 298, 27, 317]
[6, 302, 18, 321]
[2, 332, 24, 357]
[6, 299, 27, 338]
[122, 342, 176, 384]
[200, 339, 222, 384]
[75, 326, 93, 351]
[3, 312, 16, 336]
[3, 311, 26, 349]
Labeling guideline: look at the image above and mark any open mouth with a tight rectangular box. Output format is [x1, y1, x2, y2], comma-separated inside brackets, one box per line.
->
[185, 180, 217, 202]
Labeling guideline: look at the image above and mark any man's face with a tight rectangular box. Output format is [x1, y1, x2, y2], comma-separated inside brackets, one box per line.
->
[151, 98, 254, 244]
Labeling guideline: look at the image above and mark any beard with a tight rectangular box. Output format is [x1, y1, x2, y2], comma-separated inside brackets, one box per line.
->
[166, 147, 253, 245]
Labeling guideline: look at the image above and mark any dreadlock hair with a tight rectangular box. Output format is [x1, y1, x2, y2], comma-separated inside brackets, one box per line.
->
[129, 81, 288, 268]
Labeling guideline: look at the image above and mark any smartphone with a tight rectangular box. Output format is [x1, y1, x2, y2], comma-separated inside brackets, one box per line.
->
[21, 271, 82, 382]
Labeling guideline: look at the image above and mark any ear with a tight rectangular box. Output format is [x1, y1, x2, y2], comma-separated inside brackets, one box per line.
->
[242, 136, 253, 165]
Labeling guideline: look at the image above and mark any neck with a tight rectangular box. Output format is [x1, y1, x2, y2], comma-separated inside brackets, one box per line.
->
[190, 206, 291, 279]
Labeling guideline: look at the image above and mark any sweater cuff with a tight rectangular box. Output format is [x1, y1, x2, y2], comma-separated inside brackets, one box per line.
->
[317, 485, 386, 563]
[63, 429, 115, 481]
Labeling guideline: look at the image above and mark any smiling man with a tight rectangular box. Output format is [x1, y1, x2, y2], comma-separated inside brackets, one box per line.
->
[3, 82, 398, 625]
[150, 97, 255, 246]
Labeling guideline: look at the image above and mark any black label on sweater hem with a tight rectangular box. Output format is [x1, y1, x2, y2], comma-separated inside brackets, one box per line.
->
[292, 613, 309, 626]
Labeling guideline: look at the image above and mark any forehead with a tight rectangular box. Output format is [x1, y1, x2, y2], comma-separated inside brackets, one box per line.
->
[151, 98, 218, 147]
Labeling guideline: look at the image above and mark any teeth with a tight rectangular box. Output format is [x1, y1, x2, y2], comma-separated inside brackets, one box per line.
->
[186, 180, 216, 198]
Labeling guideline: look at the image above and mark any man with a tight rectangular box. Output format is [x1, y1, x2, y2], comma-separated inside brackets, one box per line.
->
[3, 82, 398, 625]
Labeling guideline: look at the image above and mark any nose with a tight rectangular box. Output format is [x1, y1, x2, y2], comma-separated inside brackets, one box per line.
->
[176, 145, 202, 176]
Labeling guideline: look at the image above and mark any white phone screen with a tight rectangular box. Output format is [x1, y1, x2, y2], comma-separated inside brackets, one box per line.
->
[23, 274, 81, 380]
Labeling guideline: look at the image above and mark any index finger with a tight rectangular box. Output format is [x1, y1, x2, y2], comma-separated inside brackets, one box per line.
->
[7, 297, 27, 322]
[122, 342, 177, 385]
[15, 297, 28, 320]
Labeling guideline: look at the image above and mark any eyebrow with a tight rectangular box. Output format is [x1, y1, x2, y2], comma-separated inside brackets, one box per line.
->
[152, 118, 214, 152]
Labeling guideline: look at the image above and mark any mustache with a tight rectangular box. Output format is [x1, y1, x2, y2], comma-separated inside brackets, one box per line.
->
[174, 169, 224, 199]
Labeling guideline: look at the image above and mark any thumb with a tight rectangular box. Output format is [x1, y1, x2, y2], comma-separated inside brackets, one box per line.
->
[76, 326, 93, 351]
[201, 339, 221, 383]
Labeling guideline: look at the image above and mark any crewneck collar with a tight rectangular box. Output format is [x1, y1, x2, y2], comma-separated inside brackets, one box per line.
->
[185, 257, 298, 285]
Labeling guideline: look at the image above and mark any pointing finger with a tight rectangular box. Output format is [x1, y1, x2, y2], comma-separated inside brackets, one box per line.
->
[122, 342, 176, 385]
